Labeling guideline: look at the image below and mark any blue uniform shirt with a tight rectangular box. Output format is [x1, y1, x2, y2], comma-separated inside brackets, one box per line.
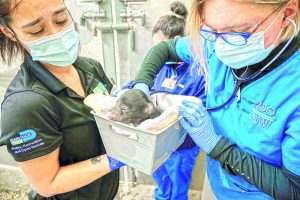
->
[151, 62, 206, 104]
[151, 62, 206, 150]
[176, 37, 300, 199]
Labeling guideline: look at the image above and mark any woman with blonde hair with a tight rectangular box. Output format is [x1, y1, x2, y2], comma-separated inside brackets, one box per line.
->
[134, 0, 300, 199]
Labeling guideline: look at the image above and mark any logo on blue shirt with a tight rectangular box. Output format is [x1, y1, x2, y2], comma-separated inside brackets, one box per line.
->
[10, 129, 37, 146]
[251, 101, 276, 128]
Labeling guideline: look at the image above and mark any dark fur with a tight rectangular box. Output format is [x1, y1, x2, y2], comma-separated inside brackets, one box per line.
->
[108, 89, 161, 126]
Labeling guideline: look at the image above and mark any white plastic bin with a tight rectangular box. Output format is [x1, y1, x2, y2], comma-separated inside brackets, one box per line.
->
[92, 112, 187, 175]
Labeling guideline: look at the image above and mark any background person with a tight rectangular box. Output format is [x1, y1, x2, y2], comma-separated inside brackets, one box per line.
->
[150, 2, 204, 200]
[0, 0, 124, 199]
[118, 2, 205, 199]
[134, 0, 300, 199]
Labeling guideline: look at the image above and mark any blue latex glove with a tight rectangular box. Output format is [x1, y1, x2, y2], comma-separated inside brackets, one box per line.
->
[111, 89, 121, 97]
[132, 82, 150, 96]
[107, 156, 125, 171]
[178, 100, 221, 153]
[111, 88, 129, 97]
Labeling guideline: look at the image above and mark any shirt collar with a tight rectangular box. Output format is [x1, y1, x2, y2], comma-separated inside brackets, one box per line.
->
[174, 62, 189, 75]
[25, 55, 66, 93]
[72, 57, 95, 91]
[25, 56, 99, 94]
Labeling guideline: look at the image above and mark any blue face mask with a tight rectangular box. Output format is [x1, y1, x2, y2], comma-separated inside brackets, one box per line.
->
[215, 11, 282, 69]
[22, 24, 80, 67]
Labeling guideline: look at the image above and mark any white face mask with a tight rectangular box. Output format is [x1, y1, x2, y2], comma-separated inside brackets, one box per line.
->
[20, 24, 80, 67]
[214, 9, 283, 69]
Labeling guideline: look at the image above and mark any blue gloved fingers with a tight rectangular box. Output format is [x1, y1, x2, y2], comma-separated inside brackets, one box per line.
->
[179, 118, 193, 133]
[180, 104, 204, 120]
[182, 100, 206, 115]
[179, 100, 221, 153]
[112, 88, 129, 98]
[178, 105, 203, 127]
[107, 156, 126, 171]
[111, 89, 119, 97]
[132, 82, 150, 96]
[178, 106, 201, 127]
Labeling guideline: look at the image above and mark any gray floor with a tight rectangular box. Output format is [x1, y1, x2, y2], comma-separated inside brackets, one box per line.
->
[0, 164, 202, 200]
[0, 146, 16, 166]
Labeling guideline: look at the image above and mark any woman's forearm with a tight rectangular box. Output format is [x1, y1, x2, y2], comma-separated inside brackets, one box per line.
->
[20, 153, 112, 198]
[45, 155, 111, 197]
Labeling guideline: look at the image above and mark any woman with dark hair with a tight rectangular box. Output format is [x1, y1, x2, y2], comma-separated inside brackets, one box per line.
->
[0, 0, 124, 199]
[152, 1, 187, 44]
[150, 2, 205, 200]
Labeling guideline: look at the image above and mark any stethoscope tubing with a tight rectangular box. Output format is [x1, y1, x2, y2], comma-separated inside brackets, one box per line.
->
[206, 21, 297, 111]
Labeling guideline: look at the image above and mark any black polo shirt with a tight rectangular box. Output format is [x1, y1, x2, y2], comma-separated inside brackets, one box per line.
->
[0, 55, 119, 200]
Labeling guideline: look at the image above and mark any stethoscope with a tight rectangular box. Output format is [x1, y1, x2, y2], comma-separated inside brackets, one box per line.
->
[206, 19, 297, 111]
[205, 68, 253, 111]
[150, 19, 297, 111]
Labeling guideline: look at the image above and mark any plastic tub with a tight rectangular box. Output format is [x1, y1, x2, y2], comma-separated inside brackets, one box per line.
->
[92, 111, 186, 175]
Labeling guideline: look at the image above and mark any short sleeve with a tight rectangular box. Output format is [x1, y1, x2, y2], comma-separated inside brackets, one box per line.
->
[175, 37, 193, 64]
[282, 109, 300, 176]
[176, 36, 214, 65]
[0, 91, 63, 162]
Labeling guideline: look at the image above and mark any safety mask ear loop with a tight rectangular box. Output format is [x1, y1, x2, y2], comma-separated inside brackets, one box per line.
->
[285, 18, 297, 38]
[259, 5, 286, 49]
[259, 18, 297, 72]
[3, 25, 16, 41]
[262, 5, 286, 35]
[2, 19, 32, 55]
[7, 28, 31, 53]
[272, 27, 284, 46]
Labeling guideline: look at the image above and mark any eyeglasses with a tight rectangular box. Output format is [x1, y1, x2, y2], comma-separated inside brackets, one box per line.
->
[200, 3, 286, 46]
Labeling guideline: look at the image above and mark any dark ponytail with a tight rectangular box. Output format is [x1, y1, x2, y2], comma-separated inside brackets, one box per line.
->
[152, 1, 188, 39]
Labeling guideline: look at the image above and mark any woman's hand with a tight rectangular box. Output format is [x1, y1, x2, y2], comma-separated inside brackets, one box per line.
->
[178, 100, 221, 153]
[112, 82, 150, 97]
[133, 82, 150, 96]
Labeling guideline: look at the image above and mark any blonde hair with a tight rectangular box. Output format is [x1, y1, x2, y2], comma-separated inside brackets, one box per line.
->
[187, 0, 300, 91]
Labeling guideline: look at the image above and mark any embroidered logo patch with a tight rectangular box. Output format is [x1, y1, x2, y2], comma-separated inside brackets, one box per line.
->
[251, 101, 276, 129]
[10, 129, 37, 146]
[93, 82, 109, 95]
[9, 129, 45, 154]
